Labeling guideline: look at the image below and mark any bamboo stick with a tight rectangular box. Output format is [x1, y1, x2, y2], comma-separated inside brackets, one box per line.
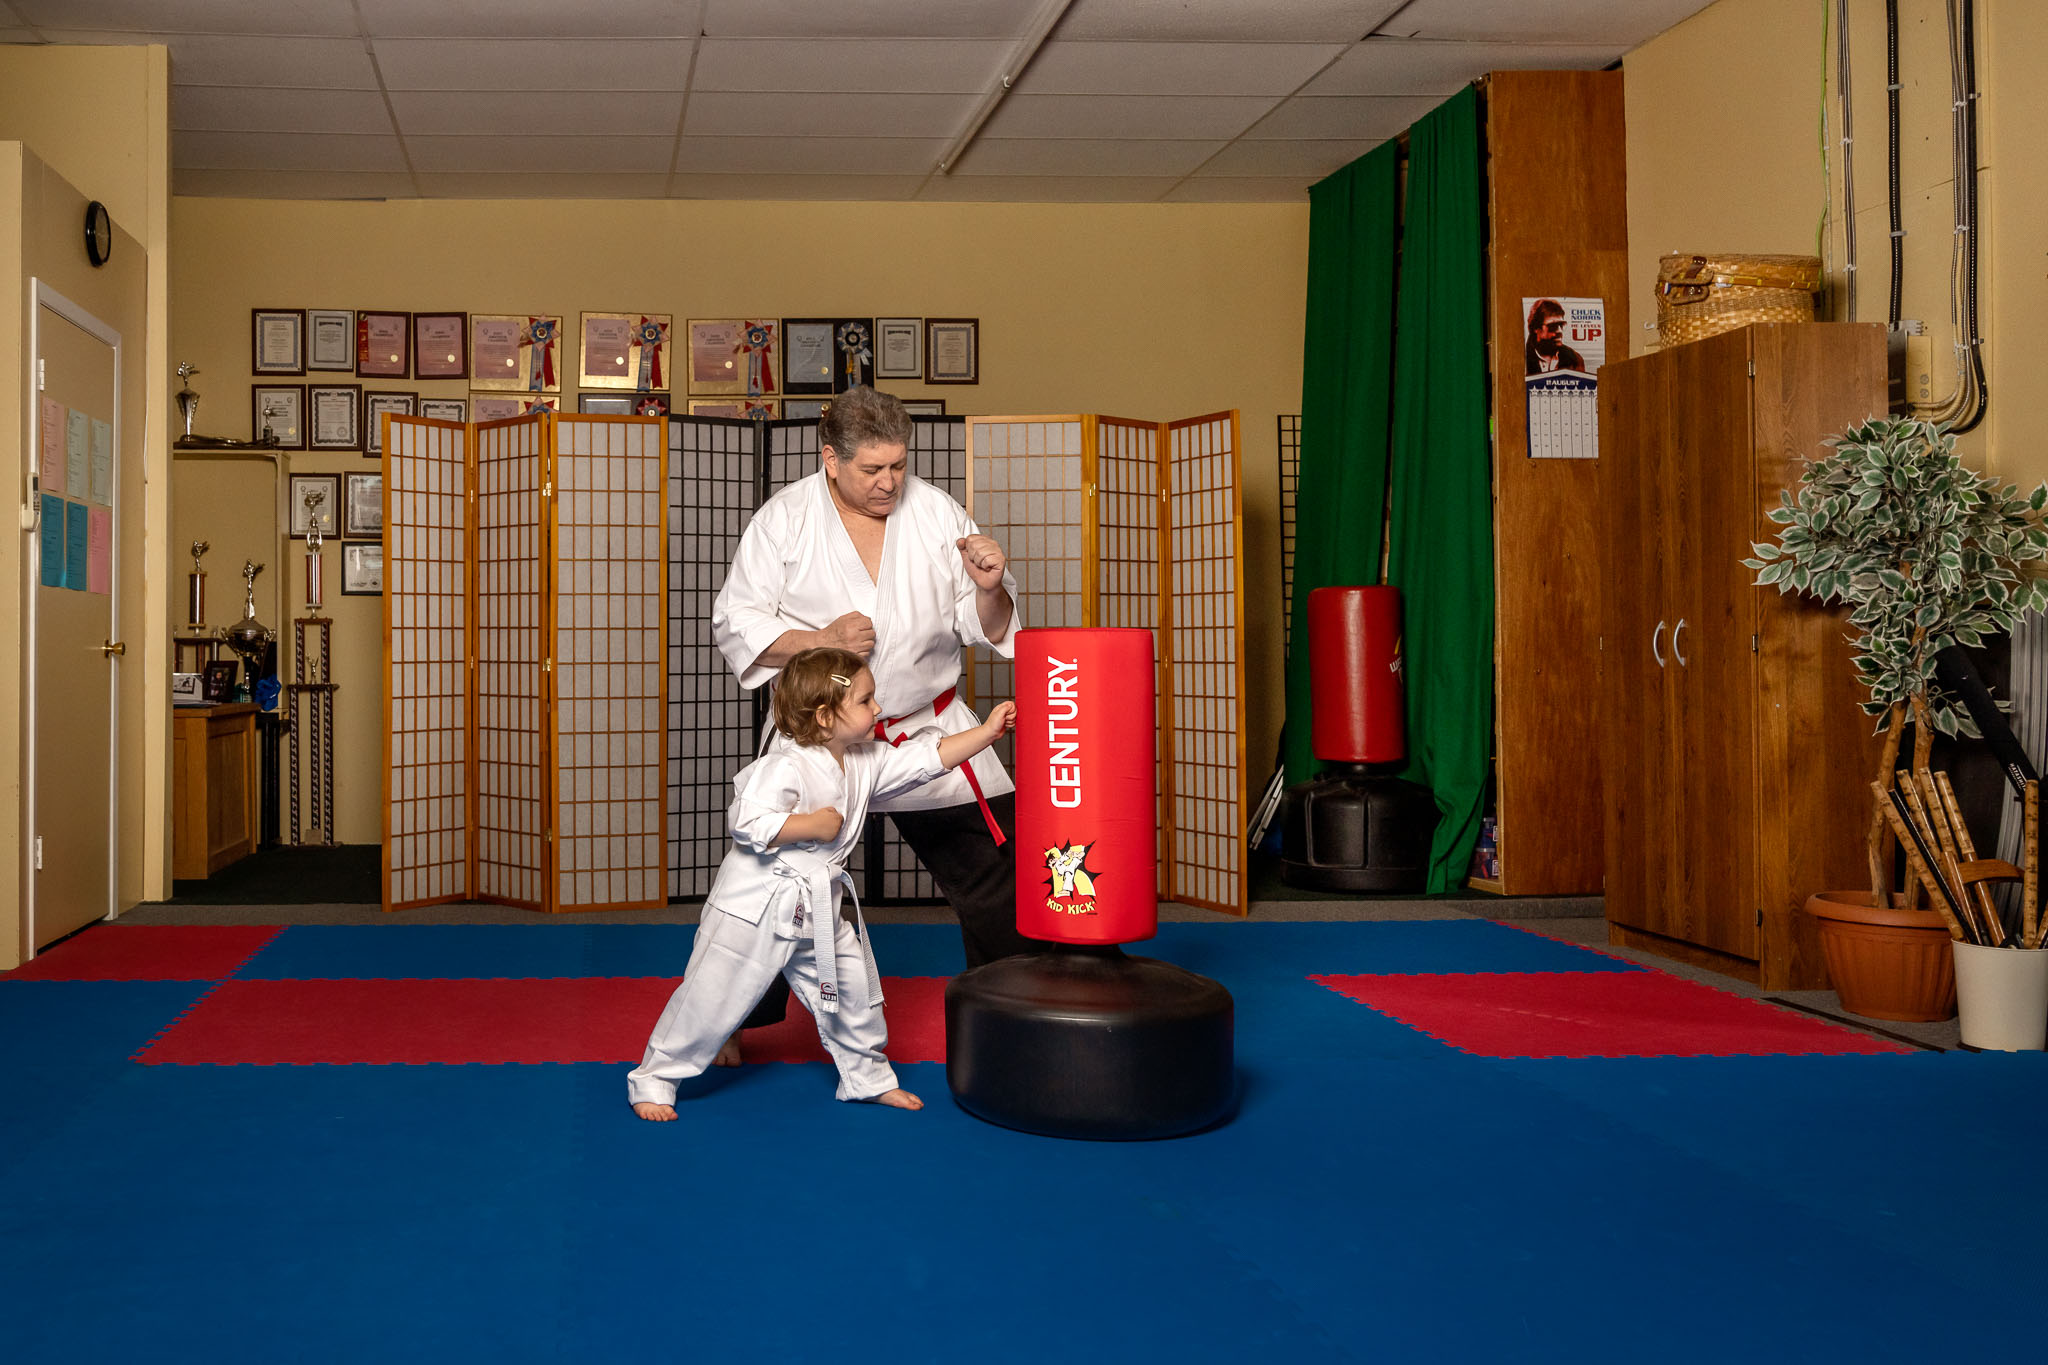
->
[1868, 702, 1909, 909]
[1874, 782, 1968, 941]
[1934, 769, 2008, 945]
[1915, 770, 1993, 943]
[1901, 778, 1982, 943]
[2026, 780, 2041, 950]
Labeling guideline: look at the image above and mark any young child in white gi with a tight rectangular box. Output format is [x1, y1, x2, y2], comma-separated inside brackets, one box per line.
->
[629, 645, 1016, 1120]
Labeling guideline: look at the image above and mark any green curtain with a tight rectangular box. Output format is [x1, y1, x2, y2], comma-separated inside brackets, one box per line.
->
[1386, 86, 1494, 892]
[1284, 140, 1400, 787]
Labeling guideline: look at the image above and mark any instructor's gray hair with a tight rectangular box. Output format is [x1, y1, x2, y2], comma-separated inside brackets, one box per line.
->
[819, 385, 912, 457]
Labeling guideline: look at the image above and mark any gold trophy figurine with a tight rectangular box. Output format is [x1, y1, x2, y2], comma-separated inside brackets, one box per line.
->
[302, 486, 326, 612]
[186, 538, 210, 630]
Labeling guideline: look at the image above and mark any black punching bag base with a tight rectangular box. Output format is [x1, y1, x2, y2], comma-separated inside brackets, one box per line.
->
[944, 944, 1235, 1141]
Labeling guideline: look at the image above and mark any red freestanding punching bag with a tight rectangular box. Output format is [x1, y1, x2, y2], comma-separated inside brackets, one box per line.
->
[1307, 586, 1405, 764]
[1011, 626, 1157, 945]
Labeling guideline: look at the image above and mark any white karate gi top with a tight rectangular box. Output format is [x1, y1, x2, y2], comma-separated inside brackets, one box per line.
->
[712, 470, 1020, 812]
[704, 733, 947, 926]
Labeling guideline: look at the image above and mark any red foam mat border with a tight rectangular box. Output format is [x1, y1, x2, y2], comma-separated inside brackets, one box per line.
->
[6, 926, 282, 982]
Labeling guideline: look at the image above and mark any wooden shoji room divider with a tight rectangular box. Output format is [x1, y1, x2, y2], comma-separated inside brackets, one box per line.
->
[965, 412, 1248, 916]
[382, 411, 667, 913]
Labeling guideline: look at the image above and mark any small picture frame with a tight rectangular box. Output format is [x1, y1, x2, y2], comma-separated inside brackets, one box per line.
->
[470, 393, 527, 422]
[307, 383, 362, 451]
[902, 399, 948, 416]
[875, 317, 922, 379]
[577, 393, 635, 415]
[781, 398, 828, 421]
[202, 659, 241, 703]
[341, 542, 383, 596]
[363, 391, 416, 457]
[306, 309, 355, 371]
[470, 314, 561, 393]
[924, 318, 979, 384]
[252, 384, 306, 449]
[781, 318, 837, 395]
[251, 308, 305, 375]
[420, 397, 467, 423]
[288, 472, 340, 539]
[412, 311, 468, 380]
[355, 310, 411, 378]
[342, 471, 383, 538]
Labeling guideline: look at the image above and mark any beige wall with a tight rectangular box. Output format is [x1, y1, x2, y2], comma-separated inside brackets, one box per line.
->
[171, 197, 1309, 846]
[1626, 0, 2041, 483]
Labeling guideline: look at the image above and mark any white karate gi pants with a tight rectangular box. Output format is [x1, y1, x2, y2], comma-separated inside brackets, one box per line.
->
[627, 903, 897, 1107]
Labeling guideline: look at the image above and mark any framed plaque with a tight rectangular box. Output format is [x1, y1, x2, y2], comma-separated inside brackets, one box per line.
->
[355, 310, 410, 378]
[470, 314, 558, 392]
[470, 393, 526, 422]
[577, 393, 635, 415]
[288, 473, 339, 539]
[413, 312, 468, 380]
[252, 309, 305, 375]
[580, 311, 671, 391]
[902, 399, 947, 416]
[781, 398, 828, 421]
[342, 472, 383, 538]
[252, 383, 306, 449]
[781, 318, 837, 395]
[363, 390, 416, 457]
[308, 383, 362, 451]
[307, 309, 355, 371]
[875, 317, 922, 379]
[420, 398, 467, 423]
[924, 318, 978, 384]
[687, 398, 779, 419]
[341, 542, 383, 596]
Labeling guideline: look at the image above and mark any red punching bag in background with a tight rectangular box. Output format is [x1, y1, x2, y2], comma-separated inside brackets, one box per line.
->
[1308, 586, 1405, 764]
[1011, 626, 1158, 945]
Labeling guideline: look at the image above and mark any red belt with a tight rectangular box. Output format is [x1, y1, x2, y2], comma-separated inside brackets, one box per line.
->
[876, 685, 1006, 846]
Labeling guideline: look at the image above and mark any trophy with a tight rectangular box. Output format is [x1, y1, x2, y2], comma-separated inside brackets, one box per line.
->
[186, 539, 210, 629]
[218, 559, 274, 691]
[175, 362, 199, 440]
[302, 486, 326, 612]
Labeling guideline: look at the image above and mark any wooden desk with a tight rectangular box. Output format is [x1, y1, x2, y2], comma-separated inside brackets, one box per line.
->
[173, 702, 259, 879]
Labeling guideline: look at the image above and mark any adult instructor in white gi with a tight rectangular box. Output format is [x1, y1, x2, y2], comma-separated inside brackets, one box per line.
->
[713, 386, 1033, 1046]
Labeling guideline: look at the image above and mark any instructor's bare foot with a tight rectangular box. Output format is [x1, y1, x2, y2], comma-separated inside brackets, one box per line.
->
[713, 1033, 743, 1068]
[869, 1088, 923, 1110]
[632, 1102, 677, 1122]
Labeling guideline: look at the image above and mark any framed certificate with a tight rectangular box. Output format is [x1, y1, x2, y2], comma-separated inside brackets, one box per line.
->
[580, 311, 671, 391]
[252, 309, 304, 375]
[690, 318, 778, 396]
[307, 309, 355, 371]
[355, 310, 410, 378]
[470, 393, 526, 422]
[420, 398, 467, 423]
[687, 398, 779, 419]
[781, 398, 828, 421]
[252, 384, 306, 449]
[876, 317, 922, 379]
[781, 319, 837, 395]
[413, 312, 468, 380]
[342, 472, 383, 538]
[363, 390, 416, 457]
[341, 542, 383, 596]
[288, 473, 339, 539]
[902, 399, 948, 416]
[578, 393, 635, 415]
[308, 383, 362, 451]
[470, 314, 561, 392]
[925, 318, 979, 384]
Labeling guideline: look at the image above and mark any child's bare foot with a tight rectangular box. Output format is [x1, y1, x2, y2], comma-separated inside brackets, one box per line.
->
[868, 1088, 923, 1110]
[713, 1033, 743, 1068]
[632, 1102, 677, 1122]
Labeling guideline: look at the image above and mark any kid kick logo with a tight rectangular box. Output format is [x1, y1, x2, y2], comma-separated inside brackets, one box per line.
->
[1042, 840, 1101, 916]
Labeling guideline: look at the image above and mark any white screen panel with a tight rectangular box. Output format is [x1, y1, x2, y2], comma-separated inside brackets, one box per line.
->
[475, 414, 546, 907]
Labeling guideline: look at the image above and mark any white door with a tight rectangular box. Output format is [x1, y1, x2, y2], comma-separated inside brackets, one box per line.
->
[28, 283, 122, 951]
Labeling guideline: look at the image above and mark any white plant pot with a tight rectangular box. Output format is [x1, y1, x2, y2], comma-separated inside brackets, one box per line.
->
[1952, 940, 2048, 1051]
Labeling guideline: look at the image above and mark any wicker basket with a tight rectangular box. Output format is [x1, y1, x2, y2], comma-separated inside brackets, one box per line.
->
[1656, 253, 1821, 346]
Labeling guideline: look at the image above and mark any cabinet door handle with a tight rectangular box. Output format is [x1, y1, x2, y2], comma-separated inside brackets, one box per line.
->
[1651, 620, 1666, 668]
[1672, 619, 1688, 667]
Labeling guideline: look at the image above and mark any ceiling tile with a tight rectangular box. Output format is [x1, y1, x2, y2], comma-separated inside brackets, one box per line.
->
[38, 30, 380, 87]
[355, 0, 698, 39]
[917, 175, 1182, 202]
[1302, 37, 1620, 96]
[391, 91, 684, 138]
[1, 30, 45, 43]
[953, 138, 1223, 178]
[405, 135, 674, 174]
[671, 136, 945, 175]
[684, 92, 976, 139]
[371, 37, 696, 91]
[700, 0, 1042, 39]
[693, 38, 1007, 93]
[173, 87, 394, 135]
[667, 172, 931, 200]
[1378, 0, 1715, 48]
[980, 94, 1275, 141]
[413, 172, 672, 198]
[172, 168, 419, 199]
[175, 130, 409, 172]
[1241, 94, 1443, 141]
[13, 1, 359, 36]
[1057, 0, 1405, 43]
[1015, 40, 1346, 96]
[1161, 176, 1316, 202]
[1196, 139, 1378, 178]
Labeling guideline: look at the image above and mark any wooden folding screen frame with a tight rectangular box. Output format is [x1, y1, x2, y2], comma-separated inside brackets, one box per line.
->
[383, 411, 668, 913]
[965, 411, 1249, 916]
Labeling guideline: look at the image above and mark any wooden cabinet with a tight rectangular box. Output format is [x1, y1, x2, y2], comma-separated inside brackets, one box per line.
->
[173, 702, 258, 880]
[1599, 324, 1885, 988]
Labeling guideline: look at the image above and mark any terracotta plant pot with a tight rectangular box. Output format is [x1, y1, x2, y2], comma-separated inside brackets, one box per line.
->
[1803, 890, 1958, 1022]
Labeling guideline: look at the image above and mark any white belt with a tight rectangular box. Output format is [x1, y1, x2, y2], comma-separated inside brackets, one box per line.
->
[770, 849, 881, 1014]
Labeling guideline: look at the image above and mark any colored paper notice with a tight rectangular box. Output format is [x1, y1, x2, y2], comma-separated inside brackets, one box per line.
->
[38, 494, 63, 587]
[40, 397, 64, 493]
[65, 408, 90, 496]
[87, 506, 112, 594]
[90, 418, 113, 505]
[64, 499, 89, 590]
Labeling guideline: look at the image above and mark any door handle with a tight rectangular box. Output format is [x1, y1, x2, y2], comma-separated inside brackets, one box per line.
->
[1651, 620, 1666, 668]
[1672, 619, 1688, 667]
[101, 639, 126, 658]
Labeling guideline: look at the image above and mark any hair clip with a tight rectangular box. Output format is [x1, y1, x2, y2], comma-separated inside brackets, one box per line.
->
[829, 674, 852, 686]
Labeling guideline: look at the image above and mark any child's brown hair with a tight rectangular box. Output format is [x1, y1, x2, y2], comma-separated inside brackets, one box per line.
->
[773, 647, 868, 746]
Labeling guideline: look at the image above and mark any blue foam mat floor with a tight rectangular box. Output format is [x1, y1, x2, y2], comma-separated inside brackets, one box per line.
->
[3, 919, 2043, 1363]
